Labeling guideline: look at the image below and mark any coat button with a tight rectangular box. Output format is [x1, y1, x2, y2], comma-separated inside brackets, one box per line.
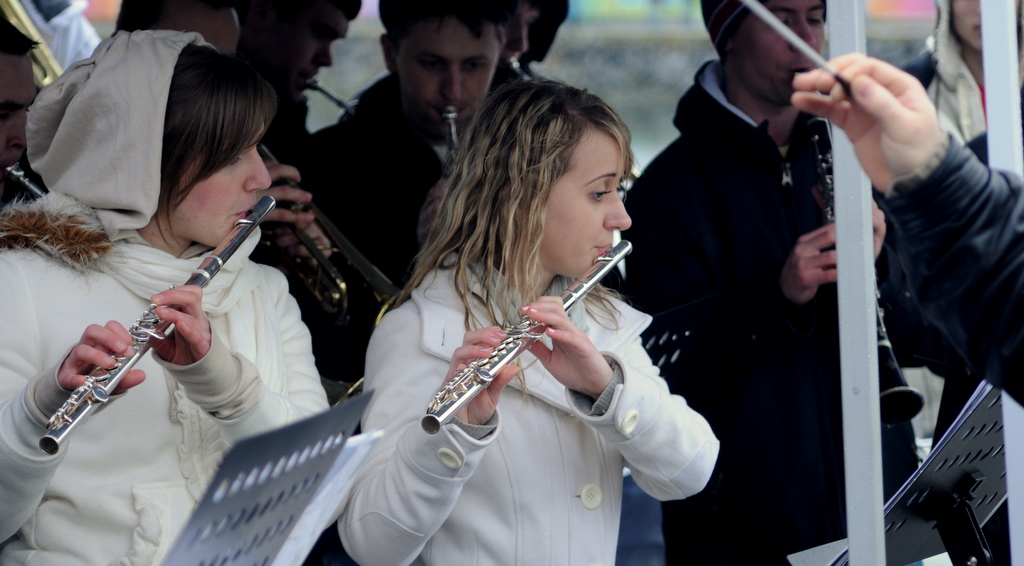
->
[436, 447, 463, 470]
[619, 409, 640, 435]
[579, 484, 603, 510]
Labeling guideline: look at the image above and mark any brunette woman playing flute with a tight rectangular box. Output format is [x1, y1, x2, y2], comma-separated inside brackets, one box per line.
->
[0, 31, 328, 565]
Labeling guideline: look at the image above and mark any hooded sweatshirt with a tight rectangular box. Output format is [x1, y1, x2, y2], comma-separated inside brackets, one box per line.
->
[0, 30, 327, 566]
[916, 0, 1023, 143]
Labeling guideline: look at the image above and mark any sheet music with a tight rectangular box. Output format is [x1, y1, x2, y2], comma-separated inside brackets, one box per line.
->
[272, 429, 383, 566]
[162, 393, 374, 566]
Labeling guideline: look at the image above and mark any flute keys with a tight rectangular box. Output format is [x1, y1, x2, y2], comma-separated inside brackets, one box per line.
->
[90, 387, 110, 404]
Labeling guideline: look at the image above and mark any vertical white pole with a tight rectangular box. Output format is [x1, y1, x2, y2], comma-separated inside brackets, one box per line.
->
[828, 1, 887, 564]
[980, 1, 1024, 562]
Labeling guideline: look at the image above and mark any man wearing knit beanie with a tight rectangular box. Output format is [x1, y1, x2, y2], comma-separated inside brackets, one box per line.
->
[622, 0, 927, 563]
[702, 0, 751, 55]
[700, 0, 826, 57]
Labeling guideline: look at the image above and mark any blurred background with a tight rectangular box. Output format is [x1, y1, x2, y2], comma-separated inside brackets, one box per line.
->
[80, 0, 938, 169]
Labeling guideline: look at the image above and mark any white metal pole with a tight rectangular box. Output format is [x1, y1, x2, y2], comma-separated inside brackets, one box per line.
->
[980, 1, 1024, 562]
[827, 2, 886, 564]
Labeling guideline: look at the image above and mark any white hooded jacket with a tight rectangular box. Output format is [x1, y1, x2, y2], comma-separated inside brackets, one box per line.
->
[0, 31, 327, 566]
[922, 0, 1023, 143]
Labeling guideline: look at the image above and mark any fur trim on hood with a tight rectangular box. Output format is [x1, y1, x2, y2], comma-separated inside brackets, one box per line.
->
[0, 193, 113, 271]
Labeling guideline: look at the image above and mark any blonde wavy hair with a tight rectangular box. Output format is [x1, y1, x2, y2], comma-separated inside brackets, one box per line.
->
[399, 79, 634, 331]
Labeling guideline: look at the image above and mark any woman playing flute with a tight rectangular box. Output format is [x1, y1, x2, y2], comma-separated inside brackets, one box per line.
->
[338, 79, 719, 566]
[0, 31, 327, 565]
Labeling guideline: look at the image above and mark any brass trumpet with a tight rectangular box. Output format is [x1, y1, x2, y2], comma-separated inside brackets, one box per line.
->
[257, 144, 400, 323]
[0, 0, 63, 88]
[504, 56, 531, 81]
[257, 146, 398, 406]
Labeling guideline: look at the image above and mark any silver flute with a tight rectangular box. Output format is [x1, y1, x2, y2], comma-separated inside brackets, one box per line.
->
[5, 164, 47, 198]
[421, 240, 632, 434]
[39, 196, 276, 455]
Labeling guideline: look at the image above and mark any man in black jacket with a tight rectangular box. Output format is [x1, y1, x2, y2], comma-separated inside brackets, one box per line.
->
[237, 0, 361, 169]
[293, 0, 512, 384]
[621, 1, 922, 563]
[305, 0, 514, 287]
[0, 18, 38, 205]
[490, 0, 568, 86]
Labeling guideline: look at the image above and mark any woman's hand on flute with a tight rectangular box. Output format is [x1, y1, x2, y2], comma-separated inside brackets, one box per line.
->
[524, 296, 614, 399]
[149, 285, 212, 366]
[58, 321, 145, 393]
[448, 327, 517, 426]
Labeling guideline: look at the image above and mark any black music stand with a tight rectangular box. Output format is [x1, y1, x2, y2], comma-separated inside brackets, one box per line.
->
[641, 294, 720, 377]
[816, 382, 1007, 566]
[163, 392, 374, 566]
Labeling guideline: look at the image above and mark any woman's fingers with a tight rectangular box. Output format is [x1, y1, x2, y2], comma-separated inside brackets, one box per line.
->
[149, 285, 212, 365]
[521, 297, 613, 398]
[58, 321, 142, 391]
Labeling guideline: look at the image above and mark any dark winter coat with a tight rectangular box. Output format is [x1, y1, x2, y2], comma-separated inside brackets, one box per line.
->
[621, 62, 919, 565]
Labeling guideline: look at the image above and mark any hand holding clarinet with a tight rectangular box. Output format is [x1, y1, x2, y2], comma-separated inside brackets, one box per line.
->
[791, 54, 947, 193]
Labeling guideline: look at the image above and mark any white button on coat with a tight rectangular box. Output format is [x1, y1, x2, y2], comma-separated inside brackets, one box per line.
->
[619, 409, 640, 435]
[579, 484, 603, 510]
[436, 447, 463, 470]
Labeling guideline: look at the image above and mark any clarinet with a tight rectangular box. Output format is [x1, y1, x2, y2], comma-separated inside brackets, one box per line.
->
[421, 240, 632, 434]
[809, 120, 924, 425]
[39, 196, 276, 455]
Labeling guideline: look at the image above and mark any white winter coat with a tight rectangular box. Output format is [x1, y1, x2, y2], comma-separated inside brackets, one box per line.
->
[0, 211, 328, 566]
[339, 269, 719, 566]
[925, 0, 1023, 143]
[0, 30, 329, 565]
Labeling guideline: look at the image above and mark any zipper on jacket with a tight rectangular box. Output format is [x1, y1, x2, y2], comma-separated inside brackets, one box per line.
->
[781, 162, 793, 188]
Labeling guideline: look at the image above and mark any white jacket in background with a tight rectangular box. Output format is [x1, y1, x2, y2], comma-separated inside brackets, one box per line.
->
[925, 0, 1023, 143]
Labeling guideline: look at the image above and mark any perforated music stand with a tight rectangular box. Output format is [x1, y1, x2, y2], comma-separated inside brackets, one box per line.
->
[823, 382, 1007, 566]
[162, 392, 373, 566]
[641, 294, 720, 376]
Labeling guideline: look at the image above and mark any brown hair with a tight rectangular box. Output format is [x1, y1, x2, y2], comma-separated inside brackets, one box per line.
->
[156, 44, 276, 224]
